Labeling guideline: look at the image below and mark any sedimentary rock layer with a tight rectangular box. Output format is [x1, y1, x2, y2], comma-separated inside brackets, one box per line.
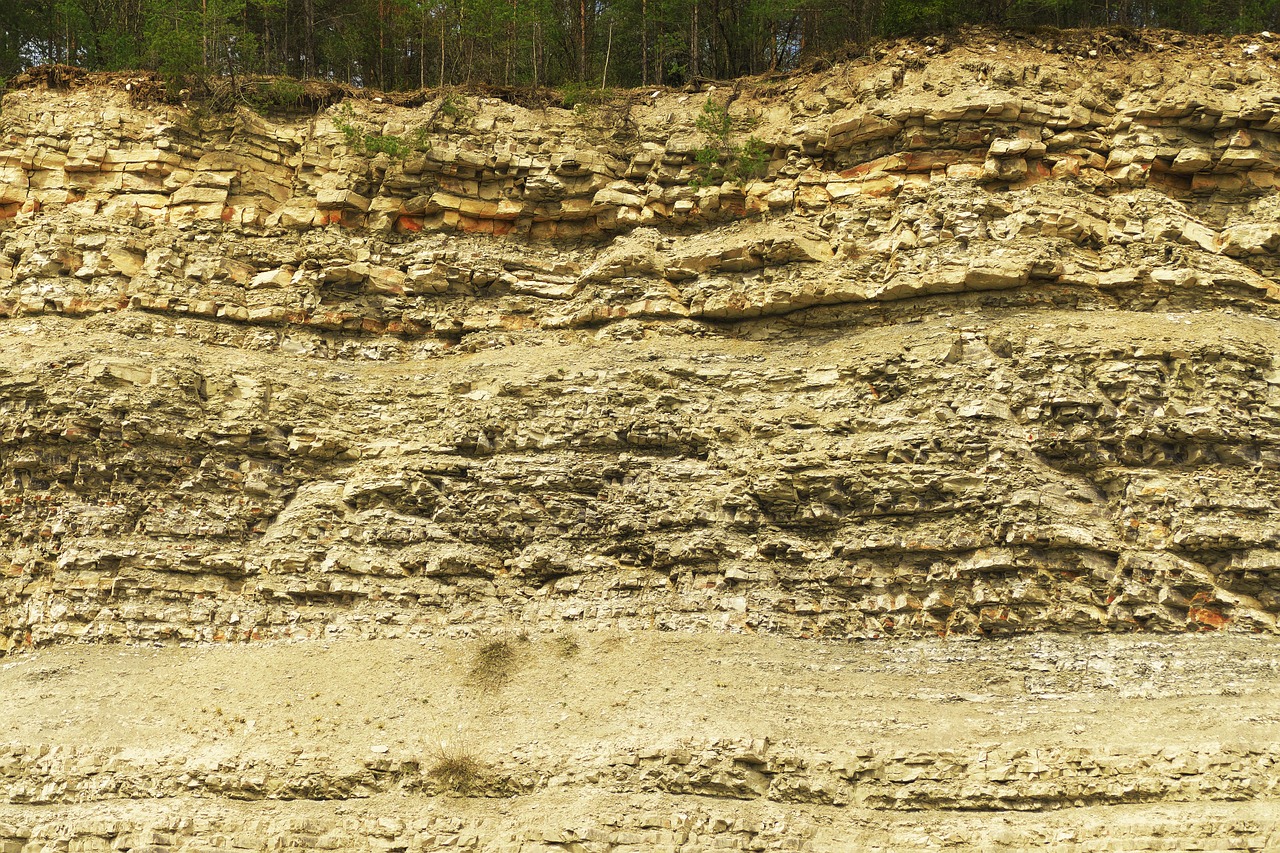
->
[4, 27, 1280, 851]
[3, 632, 1279, 851]
[8, 34, 1280, 644]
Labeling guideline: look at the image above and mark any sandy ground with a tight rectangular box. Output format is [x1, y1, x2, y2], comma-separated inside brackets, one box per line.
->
[4, 631, 1280, 849]
[4, 630, 1279, 765]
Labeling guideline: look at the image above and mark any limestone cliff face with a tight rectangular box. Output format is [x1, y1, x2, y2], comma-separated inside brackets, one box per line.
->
[9, 30, 1280, 853]
[6, 32, 1280, 654]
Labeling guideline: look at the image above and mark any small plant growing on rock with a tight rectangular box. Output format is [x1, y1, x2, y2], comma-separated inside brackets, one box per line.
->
[695, 97, 733, 141]
[559, 82, 614, 112]
[428, 738, 487, 795]
[332, 102, 429, 159]
[409, 126, 432, 153]
[334, 103, 365, 149]
[362, 132, 409, 158]
[467, 637, 522, 690]
[736, 136, 770, 180]
[690, 97, 770, 188]
[439, 92, 469, 120]
[425, 92, 472, 132]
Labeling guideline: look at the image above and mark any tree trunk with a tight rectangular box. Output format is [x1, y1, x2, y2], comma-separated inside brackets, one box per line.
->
[691, 1, 699, 79]
[641, 0, 648, 86]
[601, 19, 611, 88]
[506, 0, 517, 85]
[303, 0, 315, 78]
[578, 0, 587, 80]
[377, 0, 385, 89]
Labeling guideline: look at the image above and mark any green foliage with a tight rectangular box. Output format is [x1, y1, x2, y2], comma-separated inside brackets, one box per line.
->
[363, 132, 410, 158]
[559, 82, 614, 111]
[332, 102, 429, 160]
[430, 92, 474, 130]
[694, 99, 732, 143]
[264, 78, 305, 107]
[409, 126, 433, 152]
[8, 0, 1280, 92]
[690, 98, 770, 188]
[692, 144, 727, 187]
[143, 3, 204, 86]
[333, 104, 365, 149]
[879, 0, 957, 33]
[737, 135, 770, 180]
[438, 92, 469, 120]
[246, 78, 306, 114]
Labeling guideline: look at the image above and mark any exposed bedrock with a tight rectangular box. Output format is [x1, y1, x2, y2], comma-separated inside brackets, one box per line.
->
[8, 39, 1280, 645]
[5, 306, 1280, 650]
[4, 29, 1280, 850]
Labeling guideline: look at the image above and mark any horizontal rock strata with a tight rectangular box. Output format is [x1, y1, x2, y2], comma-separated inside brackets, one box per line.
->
[2, 799, 1279, 852]
[5, 28, 1280, 852]
[5, 738, 1280, 809]
[3, 632, 1280, 851]
[5, 308, 1280, 648]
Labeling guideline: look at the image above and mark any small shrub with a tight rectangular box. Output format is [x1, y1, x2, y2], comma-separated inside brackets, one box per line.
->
[468, 638, 519, 690]
[694, 98, 732, 143]
[409, 125, 432, 152]
[691, 145, 726, 188]
[270, 78, 305, 105]
[363, 132, 409, 158]
[428, 739, 487, 794]
[551, 634, 580, 658]
[332, 103, 427, 159]
[250, 77, 306, 113]
[333, 103, 365, 150]
[439, 92, 469, 119]
[736, 135, 770, 181]
[690, 98, 770, 187]
[426, 92, 472, 131]
[559, 82, 613, 111]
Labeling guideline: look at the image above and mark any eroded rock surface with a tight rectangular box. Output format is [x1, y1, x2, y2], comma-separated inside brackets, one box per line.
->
[3, 28, 1280, 851]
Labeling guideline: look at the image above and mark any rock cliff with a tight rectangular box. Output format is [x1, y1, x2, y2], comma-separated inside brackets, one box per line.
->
[3, 27, 1280, 851]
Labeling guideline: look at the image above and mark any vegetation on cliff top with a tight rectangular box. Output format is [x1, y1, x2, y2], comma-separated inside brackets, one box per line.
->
[2, 0, 1279, 93]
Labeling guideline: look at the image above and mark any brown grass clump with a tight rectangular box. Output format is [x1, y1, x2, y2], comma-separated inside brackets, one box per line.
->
[467, 638, 521, 690]
[428, 741, 487, 794]
[550, 633, 580, 658]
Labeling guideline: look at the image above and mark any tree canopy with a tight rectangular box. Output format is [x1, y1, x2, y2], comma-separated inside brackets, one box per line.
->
[3, 0, 1280, 90]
